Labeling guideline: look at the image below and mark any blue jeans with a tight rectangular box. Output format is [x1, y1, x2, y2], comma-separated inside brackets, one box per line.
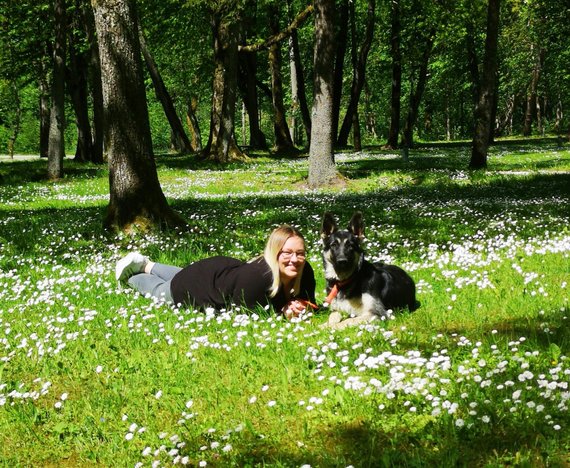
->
[127, 263, 182, 303]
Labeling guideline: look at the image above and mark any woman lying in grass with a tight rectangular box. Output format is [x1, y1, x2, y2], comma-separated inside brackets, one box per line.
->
[116, 225, 316, 319]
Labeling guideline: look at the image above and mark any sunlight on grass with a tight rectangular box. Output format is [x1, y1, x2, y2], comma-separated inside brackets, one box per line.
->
[0, 145, 569, 466]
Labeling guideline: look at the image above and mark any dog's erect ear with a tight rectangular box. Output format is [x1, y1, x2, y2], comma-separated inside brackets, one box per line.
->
[321, 212, 338, 238]
[348, 211, 365, 239]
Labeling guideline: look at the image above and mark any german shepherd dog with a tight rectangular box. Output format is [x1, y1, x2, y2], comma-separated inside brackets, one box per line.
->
[321, 212, 419, 329]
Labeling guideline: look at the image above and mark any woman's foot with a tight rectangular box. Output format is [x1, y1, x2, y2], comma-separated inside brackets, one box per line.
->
[116, 252, 149, 281]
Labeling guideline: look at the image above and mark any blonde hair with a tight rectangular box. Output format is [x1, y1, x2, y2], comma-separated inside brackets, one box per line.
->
[261, 225, 306, 298]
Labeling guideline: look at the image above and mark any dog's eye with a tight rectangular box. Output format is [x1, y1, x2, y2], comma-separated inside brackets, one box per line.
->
[330, 239, 339, 247]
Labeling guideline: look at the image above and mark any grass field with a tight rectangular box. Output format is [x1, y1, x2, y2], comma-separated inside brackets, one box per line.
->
[0, 142, 569, 466]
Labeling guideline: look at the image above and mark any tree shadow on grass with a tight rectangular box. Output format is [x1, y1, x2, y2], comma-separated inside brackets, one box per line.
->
[1, 170, 567, 257]
[230, 414, 560, 467]
[0, 159, 106, 185]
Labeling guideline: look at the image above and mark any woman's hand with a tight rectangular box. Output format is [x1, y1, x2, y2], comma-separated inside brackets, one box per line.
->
[282, 299, 317, 320]
[283, 300, 306, 320]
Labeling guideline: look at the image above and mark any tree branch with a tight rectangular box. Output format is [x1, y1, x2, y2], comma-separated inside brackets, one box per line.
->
[239, 4, 314, 52]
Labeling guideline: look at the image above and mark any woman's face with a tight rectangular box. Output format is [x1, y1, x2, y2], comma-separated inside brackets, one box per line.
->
[278, 236, 306, 285]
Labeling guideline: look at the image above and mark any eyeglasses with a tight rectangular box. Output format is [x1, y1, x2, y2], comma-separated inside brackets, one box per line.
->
[279, 250, 306, 260]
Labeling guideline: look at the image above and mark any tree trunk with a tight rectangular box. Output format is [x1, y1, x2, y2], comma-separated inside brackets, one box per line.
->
[81, 2, 104, 163]
[331, 0, 348, 143]
[470, 0, 500, 169]
[496, 94, 516, 136]
[236, 1, 267, 150]
[289, 24, 311, 145]
[203, 11, 246, 163]
[138, 28, 192, 154]
[402, 31, 434, 149]
[337, 0, 375, 147]
[268, 5, 296, 153]
[308, 0, 337, 187]
[488, 73, 499, 144]
[386, 0, 402, 149]
[522, 46, 545, 137]
[47, 0, 66, 180]
[288, 34, 301, 146]
[553, 97, 562, 134]
[7, 81, 21, 159]
[186, 97, 202, 152]
[364, 80, 377, 139]
[39, 65, 51, 159]
[352, 110, 361, 151]
[68, 8, 94, 163]
[465, 20, 479, 107]
[91, 0, 185, 231]
[238, 50, 268, 149]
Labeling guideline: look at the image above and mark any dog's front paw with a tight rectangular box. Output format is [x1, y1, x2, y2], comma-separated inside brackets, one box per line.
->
[328, 311, 342, 326]
[320, 311, 342, 329]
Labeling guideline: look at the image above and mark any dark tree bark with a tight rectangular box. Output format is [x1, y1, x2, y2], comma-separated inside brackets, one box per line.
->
[139, 28, 193, 154]
[238, 51, 268, 149]
[81, 2, 104, 163]
[240, 1, 313, 146]
[6, 81, 21, 159]
[337, 0, 375, 148]
[470, 0, 500, 169]
[353, 111, 362, 151]
[91, 0, 185, 231]
[465, 20, 480, 107]
[289, 24, 311, 145]
[80, 4, 104, 164]
[238, 4, 268, 150]
[402, 31, 434, 149]
[308, 0, 337, 187]
[331, 0, 349, 143]
[488, 72, 499, 144]
[39, 59, 51, 159]
[68, 47, 93, 162]
[364, 80, 377, 139]
[186, 96, 202, 152]
[47, 0, 66, 180]
[68, 4, 94, 162]
[386, 0, 402, 149]
[203, 11, 246, 163]
[268, 4, 296, 153]
[495, 94, 517, 136]
[522, 47, 545, 137]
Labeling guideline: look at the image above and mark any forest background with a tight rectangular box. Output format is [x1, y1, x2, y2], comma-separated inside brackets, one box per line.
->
[1, 0, 569, 165]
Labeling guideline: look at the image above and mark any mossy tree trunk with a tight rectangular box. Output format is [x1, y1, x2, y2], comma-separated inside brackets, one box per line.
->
[91, 0, 186, 232]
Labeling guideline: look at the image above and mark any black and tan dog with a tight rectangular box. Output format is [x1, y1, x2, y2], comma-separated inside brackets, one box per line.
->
[320, 211, 419, 329]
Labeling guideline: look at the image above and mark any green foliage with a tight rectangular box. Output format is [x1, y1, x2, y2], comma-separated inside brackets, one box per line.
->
[2, 0, 570, 157]
[0, 144, 569, 465]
